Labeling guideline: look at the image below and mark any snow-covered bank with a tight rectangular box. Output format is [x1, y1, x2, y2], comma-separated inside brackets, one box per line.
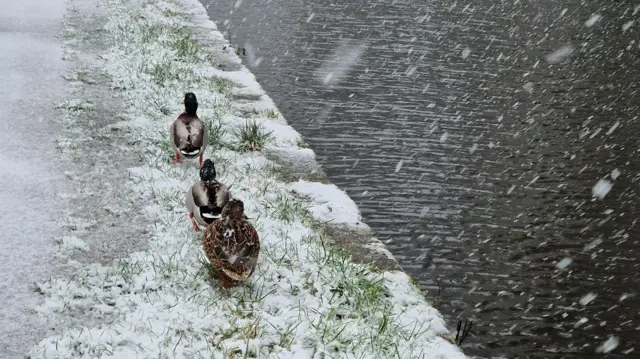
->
[29, 0, 467, 357]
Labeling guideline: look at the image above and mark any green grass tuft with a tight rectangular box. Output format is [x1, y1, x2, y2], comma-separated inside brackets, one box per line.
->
[144, 60, 179, 87]
[206, 118, 227, 148]
[296, 138, 311, 149]
[233, 119, 274, 152]
[263, 108, 278, 119]
[263, 194, 310, 223]
[169, 30, 202, 61]
[209, 77, 233, 96]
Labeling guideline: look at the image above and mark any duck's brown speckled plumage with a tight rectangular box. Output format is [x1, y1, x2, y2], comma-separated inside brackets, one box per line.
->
[202, 199, 260, 287]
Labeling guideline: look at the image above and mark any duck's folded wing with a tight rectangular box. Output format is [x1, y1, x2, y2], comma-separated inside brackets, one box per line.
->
[188, 120, 205, 147]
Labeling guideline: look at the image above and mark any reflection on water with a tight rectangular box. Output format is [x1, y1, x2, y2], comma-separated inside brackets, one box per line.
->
[201, 0, 640, 357]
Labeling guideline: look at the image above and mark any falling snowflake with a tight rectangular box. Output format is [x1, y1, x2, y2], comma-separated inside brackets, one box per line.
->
[523, 82, 534, 93]
[580, 292, 597, 305]
[584, 14, 602, 27]
[314, 39, 367, 86]
[555, 257, 572, 270]
[419, 206, 430, 218]
[622, 21, 634, 32]
[606, 120, 620, 135]
[405, 65, 418, 76]
[469, 143, 478, 154]
[596, 336, 620, 354]
[592, 179, 613, 199]
[439, 132, 449, 143]
[306, 13, 315, 23]
[461, 47, 472, 59]
[583, 238, 602, 251]
[395, 159, 404, 173]
[573, 317, 589, 328]
[611, 169, 621, 180]
[546, 44, 575, 64]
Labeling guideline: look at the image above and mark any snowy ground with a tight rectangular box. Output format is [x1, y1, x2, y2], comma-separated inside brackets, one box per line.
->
[0, 0, 70, 356]
[27, 0, 467, 358]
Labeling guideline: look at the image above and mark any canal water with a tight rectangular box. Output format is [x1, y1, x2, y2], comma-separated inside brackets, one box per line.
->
[199, 0, 640, 357]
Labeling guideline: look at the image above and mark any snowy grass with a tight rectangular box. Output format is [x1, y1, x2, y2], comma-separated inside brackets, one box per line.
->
[29, 0, 466, 358]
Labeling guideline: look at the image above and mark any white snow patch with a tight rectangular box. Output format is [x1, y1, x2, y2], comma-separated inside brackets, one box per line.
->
[592, 179, 613, 199]
[290, 180, 369, 229]
[55, 235, 90, 255]
[622, 21, 634, 32]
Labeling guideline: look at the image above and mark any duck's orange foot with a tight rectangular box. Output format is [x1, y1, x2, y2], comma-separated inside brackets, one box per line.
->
[219, 278, 233, 289]
[188, 213, 200, 232]
[171, 153, 180, 164]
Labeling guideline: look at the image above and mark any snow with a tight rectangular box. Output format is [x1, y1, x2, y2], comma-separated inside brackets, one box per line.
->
[584, 14, 602, 27]
[313, 39, 367, 87]
[0, 0, 69, 355]
[579, 292, 597, 306]
[611, 168, 621, 180]
[545, 44, 575, 64]
[289, 180, 370, 229]
[592, 178, 613, 199]
[596, 336, 620, 354]
[555, 257, 572, 270]
[395, 159, 404, 173]
[55, 235, 90, 257]
[27, 0, 466, 358]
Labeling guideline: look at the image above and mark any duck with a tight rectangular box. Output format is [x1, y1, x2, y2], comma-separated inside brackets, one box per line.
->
[185, 159, 230, 232]
[202, 199, 260, 288]
[170, 92, 208, 168]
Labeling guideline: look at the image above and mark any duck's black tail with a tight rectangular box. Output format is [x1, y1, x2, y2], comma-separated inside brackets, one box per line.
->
[180, 144, 201, 158]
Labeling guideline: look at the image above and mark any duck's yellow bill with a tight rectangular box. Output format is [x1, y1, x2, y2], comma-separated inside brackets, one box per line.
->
[179, 100, 185, 104]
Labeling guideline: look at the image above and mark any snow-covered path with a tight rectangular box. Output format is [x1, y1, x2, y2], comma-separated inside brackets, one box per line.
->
[0, 0, 68, 356]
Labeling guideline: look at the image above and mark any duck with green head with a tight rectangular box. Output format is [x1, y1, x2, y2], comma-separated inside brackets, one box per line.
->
[170, 92, 208, 167]
[185, 159, 230, 232]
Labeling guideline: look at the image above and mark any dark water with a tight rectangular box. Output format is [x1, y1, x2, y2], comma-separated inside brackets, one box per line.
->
[199, 0, 640, 357]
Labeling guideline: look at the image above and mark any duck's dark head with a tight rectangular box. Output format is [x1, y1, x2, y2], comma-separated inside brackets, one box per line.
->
[221, 199, 245, 219]
[199, 159, 216, 182]
[180, 92, 198, 115]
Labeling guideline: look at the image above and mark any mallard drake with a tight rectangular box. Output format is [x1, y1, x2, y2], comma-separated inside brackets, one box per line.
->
[186, 159, 230, 232]
[202, 199, 260, 288]
[170, 92, 208, 168]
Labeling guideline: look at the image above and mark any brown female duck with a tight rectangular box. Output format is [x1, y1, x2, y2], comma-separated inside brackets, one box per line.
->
[202, 199, 260, 288]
